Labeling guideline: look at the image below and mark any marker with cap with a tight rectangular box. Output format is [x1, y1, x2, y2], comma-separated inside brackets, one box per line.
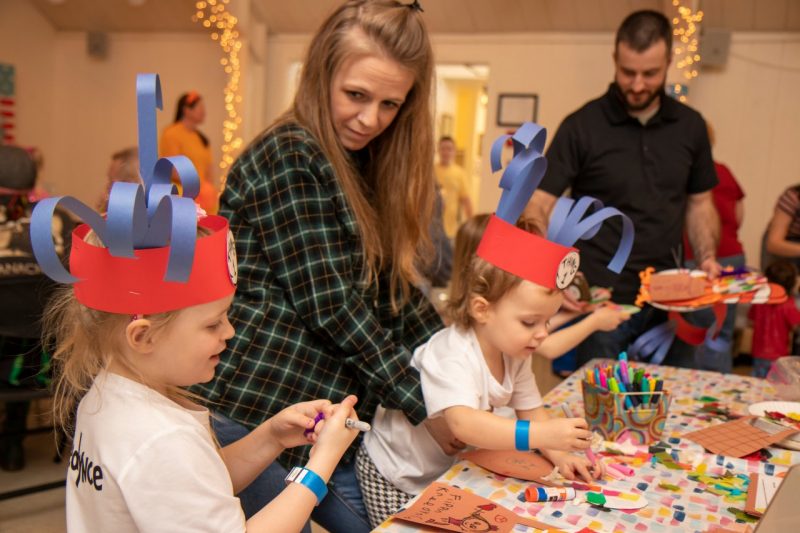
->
[303, 413, 371, 438]
[561, 404, 598, 467]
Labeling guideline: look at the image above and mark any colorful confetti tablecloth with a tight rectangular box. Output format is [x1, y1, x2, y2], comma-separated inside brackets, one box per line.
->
[377, 360, 799, 532]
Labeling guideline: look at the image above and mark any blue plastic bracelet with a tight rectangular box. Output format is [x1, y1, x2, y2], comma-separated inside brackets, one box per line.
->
[285, 466, 328, 505]
[515, 419, 531, 451]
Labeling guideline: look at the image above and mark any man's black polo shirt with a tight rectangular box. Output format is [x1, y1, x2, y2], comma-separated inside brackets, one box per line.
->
[540, 84, 717, 304]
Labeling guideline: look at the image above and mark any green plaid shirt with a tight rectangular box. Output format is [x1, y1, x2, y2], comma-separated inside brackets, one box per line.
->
[194, 123, 442, 466]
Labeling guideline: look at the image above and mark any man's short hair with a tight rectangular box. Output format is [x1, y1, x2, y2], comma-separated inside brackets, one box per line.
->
[438, 136, 455, 145]
[615, 10, 672, 56]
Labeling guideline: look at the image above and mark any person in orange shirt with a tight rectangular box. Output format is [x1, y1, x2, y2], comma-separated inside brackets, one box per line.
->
[159, 91, 218, 214]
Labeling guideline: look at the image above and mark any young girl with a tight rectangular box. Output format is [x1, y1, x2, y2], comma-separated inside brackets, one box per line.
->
[356, 212, 611, 526]
[31, 75, 361, 532]
[451, 214, 630, 360]
[749, 260, 800, 378]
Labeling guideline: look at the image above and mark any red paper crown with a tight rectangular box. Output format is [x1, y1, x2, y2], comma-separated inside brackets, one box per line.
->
[476, 215, 579, 290]
[71, 215, 237, 314]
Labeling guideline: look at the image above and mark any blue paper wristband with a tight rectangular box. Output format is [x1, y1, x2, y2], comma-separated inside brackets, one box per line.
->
[285, 466, 328, 505]
[515, 419, 531, 451]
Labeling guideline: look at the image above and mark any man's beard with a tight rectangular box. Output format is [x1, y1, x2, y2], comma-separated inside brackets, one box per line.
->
[613, 82, 665, 112]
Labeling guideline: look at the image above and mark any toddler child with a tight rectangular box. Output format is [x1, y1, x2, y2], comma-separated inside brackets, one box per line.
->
[32, 74, 360, 532]
[749, 260, 800, 378]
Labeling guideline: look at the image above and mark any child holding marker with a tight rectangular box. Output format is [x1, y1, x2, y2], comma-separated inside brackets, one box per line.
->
[355, 123, 633, 527]
[32, 75, 361, 533]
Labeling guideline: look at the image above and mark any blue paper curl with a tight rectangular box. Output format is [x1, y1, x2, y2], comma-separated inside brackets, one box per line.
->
[547, 196, 634, 274]
[490, 122, 548, 225]
[30, 73, 203, 284]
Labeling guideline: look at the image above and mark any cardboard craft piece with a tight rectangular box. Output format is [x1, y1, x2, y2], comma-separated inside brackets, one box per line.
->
[706, 525, 754, 533]
[394, 482, 565, 533]
[682, 416, 799, 458]
[648, 272, 707, 301]
[460, 449, 557, 484]
[744, 473, 782, 517]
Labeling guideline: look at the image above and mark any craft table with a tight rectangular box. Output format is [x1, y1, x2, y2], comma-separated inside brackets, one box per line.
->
[377, 360, 799, 532]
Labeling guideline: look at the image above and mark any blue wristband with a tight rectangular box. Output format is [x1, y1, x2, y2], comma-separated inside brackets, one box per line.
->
[515, 419, 531, 451]
[285, 466, 328, 505]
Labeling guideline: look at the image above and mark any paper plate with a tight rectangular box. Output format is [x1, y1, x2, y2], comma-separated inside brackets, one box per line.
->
[646, 269, 718, 312]
[748, 401, 800, 450]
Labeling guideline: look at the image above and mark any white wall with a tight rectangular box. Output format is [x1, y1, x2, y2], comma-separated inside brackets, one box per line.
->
[50, 32, 226, 203]
[262, 31, 800, 265]
[692, 33, 800, 265]
[0, 0, 57, 171]
[0, 0, 227, 205]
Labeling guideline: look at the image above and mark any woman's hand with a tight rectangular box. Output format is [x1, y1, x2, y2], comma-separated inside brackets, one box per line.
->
[265, 399, 333, 449]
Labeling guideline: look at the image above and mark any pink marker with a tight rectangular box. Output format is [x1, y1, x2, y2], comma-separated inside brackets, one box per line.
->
[607, 462, 634, 476]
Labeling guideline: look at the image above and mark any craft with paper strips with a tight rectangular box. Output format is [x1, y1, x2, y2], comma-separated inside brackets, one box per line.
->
[683, 416, 799, 458]
[393, 482, 564, 532]
[475, 122, 634, 291]
[460, 449, 556, 484]
[29, 74, 236, 314]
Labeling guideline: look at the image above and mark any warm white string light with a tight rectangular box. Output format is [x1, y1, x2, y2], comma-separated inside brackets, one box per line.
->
[192, 0, 243, 181]
[671, 0, 703, 102]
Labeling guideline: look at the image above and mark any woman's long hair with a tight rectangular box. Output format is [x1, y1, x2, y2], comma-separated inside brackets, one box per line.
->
[275, 0, 435, 310]
[174, 92, 209, 147]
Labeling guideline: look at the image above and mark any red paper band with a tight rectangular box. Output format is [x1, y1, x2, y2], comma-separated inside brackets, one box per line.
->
[71, 215, 236, 314]
[476, 215, 579, 290]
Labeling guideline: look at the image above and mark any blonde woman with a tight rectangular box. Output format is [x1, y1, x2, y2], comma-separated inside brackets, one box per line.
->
[194, 2, 452, 531]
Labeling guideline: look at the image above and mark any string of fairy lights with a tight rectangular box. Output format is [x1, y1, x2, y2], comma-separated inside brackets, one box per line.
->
[670, 0, 703, 103]
[192, 0, 243, 178]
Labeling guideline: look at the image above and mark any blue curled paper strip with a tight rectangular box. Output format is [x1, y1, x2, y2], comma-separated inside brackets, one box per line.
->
[628, 315, 731, 365]
[547, 196, 634, 274]
[490, 122, 548, 225]
[30, 73, 202, 283]
[628, 321, 675, 365]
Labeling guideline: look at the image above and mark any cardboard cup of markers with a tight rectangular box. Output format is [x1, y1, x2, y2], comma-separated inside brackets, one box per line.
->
[581, 362, 670, 445]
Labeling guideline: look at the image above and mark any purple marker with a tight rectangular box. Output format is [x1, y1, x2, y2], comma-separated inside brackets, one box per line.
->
[304, 412, 326, 438]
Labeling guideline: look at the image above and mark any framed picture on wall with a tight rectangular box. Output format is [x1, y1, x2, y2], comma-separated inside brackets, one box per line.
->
[496, 93, 538, 127]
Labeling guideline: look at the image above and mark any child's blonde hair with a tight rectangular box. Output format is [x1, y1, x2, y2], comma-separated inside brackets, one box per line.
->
[43, 227, 209, 436]
[43, 288, 179, 435]
[274, 0, 435, 311]
[447, 215, 556, 328]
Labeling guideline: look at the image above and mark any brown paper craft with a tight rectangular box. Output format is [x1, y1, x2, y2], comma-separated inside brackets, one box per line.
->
[394, 482, 564, 533]
[460, 449, 556, 484]
[649, 272, 706, 301]
[706, 525, 753, 533]
[682, 416, 799, 458]
[744, 473, 783, 517]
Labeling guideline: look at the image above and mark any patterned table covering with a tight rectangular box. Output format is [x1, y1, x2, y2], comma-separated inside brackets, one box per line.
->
[377, 360, 799, 532]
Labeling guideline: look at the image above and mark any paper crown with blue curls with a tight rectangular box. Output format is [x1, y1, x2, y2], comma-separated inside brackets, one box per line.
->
[30, 74, 237, 314]
[476, 122, 634, 290]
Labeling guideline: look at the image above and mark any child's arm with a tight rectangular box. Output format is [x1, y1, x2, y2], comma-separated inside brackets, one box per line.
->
[536, 305, 630, 360]
[245, 396, 360, 532]
[219, 399, 333, 494]
[518, 407, 603, 483]
[441, 405, 590, 452]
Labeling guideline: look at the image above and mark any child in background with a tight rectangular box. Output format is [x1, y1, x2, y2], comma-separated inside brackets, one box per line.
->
[32, 75, 361, 533]
[356, 213, 609, 527]
[452, 214, 630, 361]
[749, 260, 800, 378]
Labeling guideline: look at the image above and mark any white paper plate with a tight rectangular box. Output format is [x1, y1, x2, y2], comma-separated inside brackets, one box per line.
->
[748, 401, 800, 450]
[647, 269, 711, 312]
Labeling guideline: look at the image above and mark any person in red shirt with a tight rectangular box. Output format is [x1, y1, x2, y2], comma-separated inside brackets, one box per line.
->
[748, 260, 800, 377]
[685, 122, 746, 373]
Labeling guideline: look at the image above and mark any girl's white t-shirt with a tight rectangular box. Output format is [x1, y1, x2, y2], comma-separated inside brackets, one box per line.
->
[363, 325, 543, 494]
[66, 371, 246, 532]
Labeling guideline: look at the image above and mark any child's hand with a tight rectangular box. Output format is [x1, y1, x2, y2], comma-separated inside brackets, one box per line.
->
[590, 304, 630, 331]
[266, 399, 333, 449]
[547, 450, 603, 483]
[310, 395, 360, 462]
[530, 417, 591, 452]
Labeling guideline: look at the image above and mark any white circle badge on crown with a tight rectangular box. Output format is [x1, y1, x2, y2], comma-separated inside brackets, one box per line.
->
[226, 230, 238, 286]
[555, 251, 580, 289]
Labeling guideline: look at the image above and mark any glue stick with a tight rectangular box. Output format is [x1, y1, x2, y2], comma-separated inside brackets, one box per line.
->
[524, 486, 576, 502]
